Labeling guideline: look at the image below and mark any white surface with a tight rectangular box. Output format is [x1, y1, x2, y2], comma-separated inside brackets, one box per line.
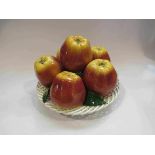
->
[0, 20, 155, 134]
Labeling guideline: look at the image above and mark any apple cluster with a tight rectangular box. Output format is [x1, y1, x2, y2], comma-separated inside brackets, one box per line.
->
[34, 35, 117, 109]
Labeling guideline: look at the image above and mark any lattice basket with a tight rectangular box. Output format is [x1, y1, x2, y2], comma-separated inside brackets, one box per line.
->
[36, 81, 119, 117]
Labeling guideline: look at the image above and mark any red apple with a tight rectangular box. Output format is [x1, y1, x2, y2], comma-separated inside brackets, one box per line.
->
[51, 71, 86, 109]
[56, 49, 60, 62]
[84, 59, 117, 96]
[92, 46, 110, 61]
[60, 35, 93, 71]
[34, 56, 62, 87]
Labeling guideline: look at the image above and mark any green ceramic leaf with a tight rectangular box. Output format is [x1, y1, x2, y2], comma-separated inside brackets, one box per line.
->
[84, 90, 106, 106]
[75, 71, 83, 77]
[43, 88, 50, 103]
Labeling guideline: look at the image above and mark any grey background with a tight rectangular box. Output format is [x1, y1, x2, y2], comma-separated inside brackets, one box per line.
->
[0, 19, 155, 134]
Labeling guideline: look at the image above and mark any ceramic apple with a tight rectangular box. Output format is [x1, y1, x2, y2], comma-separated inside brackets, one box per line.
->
[56, 49, 60, 62]
[60, 35, 93, 71]
[34, 56, 62, 87]
[84, 59, 117, 96]
[91, 46, 110, 61]
[51, 71, 86, 109]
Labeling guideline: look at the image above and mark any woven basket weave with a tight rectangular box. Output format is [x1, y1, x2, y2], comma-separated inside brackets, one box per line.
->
[36, 81, 119, 116]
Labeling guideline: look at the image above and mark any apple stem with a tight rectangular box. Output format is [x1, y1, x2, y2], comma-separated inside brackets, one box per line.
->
[97, 47, 101, 51]
[39, 57, 46, 64]
[99, 62, 105, 67]
[75, 38, 81, 44]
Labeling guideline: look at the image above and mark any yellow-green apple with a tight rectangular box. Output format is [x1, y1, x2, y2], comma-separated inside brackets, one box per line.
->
[34, 56, 62, 87]
[91, 46, 110, 61]
[60, 35, 93, 71]
[51, 71, 86, 109]
[84, 59, 117, 96]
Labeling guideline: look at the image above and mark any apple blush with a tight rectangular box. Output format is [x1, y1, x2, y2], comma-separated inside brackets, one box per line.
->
[50, 71, 86, 109]
[56, 49, 60, 62]
[84, 59, 117, 96]
[60, 35, 93, 72]
[34, 56, 62, 87]
[91, 46, 111, 61]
